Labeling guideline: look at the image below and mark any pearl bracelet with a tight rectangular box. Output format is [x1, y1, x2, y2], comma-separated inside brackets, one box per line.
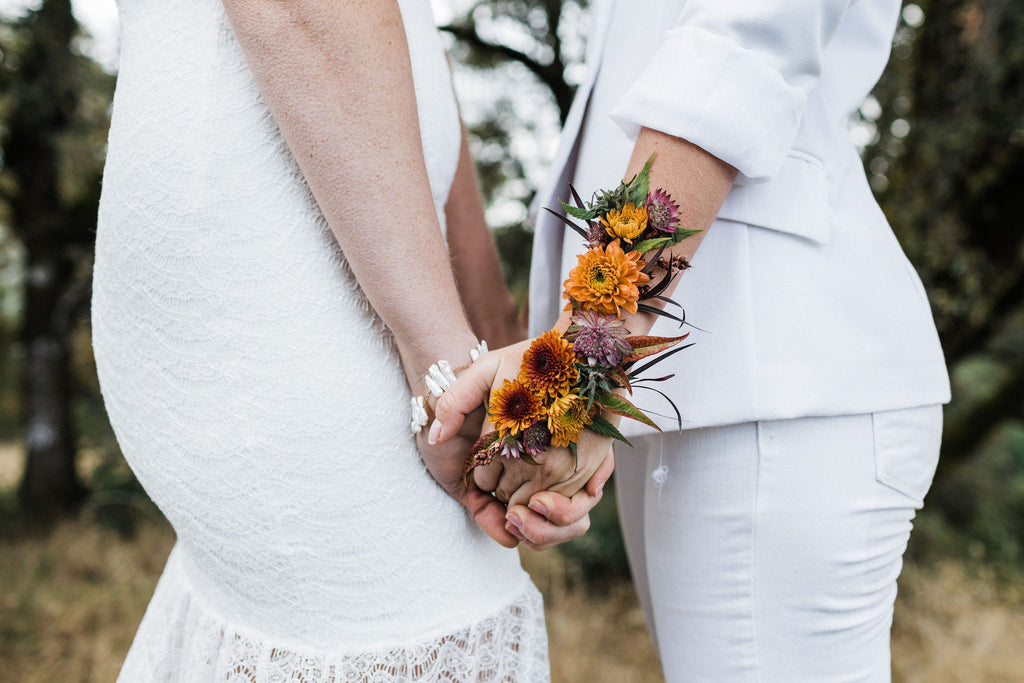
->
[410, 340, 488, 434]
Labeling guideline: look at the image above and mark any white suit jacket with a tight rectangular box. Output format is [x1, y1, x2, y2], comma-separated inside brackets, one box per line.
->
[529, 0, 950, 434]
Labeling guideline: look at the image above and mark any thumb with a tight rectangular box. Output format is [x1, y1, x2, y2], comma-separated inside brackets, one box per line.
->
[430, 351, 500, 444]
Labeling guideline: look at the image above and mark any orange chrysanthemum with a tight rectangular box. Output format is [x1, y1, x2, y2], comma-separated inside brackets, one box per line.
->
[488, 379, 546, 435]
[547, 394, 595, 448]
[518, 330, 578, 398]
[563, 240, 650, 316]
[601, 203, 648, 241]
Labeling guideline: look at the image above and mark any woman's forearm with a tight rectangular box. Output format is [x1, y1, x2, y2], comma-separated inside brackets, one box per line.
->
[554, 127, 738, 337]
[220, 0, 478, 381]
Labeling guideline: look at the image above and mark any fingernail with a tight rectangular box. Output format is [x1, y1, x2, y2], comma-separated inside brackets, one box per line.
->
[505, 512, 524, 530]
[427, 419, 443, 445]
[596, 480, 606, 496]
[506, 523, 525, 542]
[528, 501, 549, 518]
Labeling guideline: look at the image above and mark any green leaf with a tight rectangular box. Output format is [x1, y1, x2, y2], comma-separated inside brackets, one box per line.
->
[568, 441, 579, 473]
[597, 392, 661, 431]
[627, 153, 655, 206]
[608, 367, 633, 393]
[666, 227, 703, 246]
[595, 183, 631, 214]
[624, 334, 688, 363]
[587, 413, 634, 447]
[563, 201, 597, 221]
[632, 237, 672, 254]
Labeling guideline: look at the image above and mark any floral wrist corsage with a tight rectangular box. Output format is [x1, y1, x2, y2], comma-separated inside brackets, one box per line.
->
[464, 154, 698, 476]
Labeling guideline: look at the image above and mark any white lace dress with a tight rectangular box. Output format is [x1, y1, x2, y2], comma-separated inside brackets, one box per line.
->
[91, 1, 549, 680]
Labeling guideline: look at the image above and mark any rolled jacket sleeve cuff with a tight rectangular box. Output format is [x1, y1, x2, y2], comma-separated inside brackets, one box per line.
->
[609, 27, 807, 183]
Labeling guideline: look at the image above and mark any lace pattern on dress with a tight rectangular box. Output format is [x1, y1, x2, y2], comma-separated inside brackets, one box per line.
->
[119, 548, 550, 683]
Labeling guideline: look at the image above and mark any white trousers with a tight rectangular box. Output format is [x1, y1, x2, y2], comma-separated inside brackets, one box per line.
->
[616, 405, 943, 682]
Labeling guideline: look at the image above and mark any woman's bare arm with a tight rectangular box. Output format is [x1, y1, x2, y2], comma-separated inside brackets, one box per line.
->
[220, 0, 517, 543]
[220, 0, 478, 381]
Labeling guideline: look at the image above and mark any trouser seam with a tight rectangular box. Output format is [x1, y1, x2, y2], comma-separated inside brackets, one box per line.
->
[751, 421, 763, 682]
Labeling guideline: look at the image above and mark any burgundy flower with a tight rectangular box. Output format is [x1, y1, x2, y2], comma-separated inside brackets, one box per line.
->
[499, 433, 527, 460]
[521, 422, 552, 458]
[570, 310, 633, 366]
[646, 188, 681, 233]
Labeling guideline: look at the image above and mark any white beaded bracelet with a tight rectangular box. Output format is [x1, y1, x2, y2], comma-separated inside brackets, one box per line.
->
[424, 360, 457, 398]
[409, 395, 429, 434]
[469, 339, 489, 362]
[410, 340, 488, 434]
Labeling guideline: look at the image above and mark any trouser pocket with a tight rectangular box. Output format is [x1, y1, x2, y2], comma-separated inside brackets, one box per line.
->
[872, 404, 943, 506]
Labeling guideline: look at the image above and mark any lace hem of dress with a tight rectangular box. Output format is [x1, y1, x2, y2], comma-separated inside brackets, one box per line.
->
[118, 551, 550, 683]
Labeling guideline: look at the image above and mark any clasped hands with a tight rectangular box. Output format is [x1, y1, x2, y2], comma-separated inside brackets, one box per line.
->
[416, 340, 613, 551]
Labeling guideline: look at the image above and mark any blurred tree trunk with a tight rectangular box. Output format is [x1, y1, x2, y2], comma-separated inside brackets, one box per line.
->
[2, 0, 89, 515]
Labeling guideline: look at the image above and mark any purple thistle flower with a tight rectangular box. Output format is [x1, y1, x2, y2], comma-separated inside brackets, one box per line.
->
[522, 422, 552, 458]
[646, 188, 681, 233]
[571, 310, 633, 366]
[586, 220, 606, 248]
[499, 433, 527, 460]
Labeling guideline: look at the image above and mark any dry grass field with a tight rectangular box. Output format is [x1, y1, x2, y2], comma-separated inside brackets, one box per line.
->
[2, 443, 1024, 682]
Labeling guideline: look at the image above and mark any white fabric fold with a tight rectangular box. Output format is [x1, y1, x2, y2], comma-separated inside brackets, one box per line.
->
[611, 27, 805, 181]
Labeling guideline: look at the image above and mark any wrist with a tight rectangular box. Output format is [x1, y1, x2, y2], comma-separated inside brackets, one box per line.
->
[401, 331, 486, 394]
[557, 305, 657, 339]
[470, 295, 525, 348]
[622, 306, 659, 337]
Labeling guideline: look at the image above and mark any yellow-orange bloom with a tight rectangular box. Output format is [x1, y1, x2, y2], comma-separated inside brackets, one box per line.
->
[488, 379, 546, 435]
[563, 240, 650, 316]
[601, 203, 648, 241]
[547, 394, 595, 448]
[519, 330, 578, 398]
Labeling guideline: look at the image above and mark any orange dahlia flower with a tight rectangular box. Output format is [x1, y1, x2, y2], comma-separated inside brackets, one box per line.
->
[563, 240, 650, 316]
[519, 330, 578, 398]
[488, 379, 546, 435]
[547, 394, 595, 448]
[601, 203, 648, 241]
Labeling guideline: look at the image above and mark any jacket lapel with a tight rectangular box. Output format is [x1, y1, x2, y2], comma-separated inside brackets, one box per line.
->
[527, 0, 616, 334]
